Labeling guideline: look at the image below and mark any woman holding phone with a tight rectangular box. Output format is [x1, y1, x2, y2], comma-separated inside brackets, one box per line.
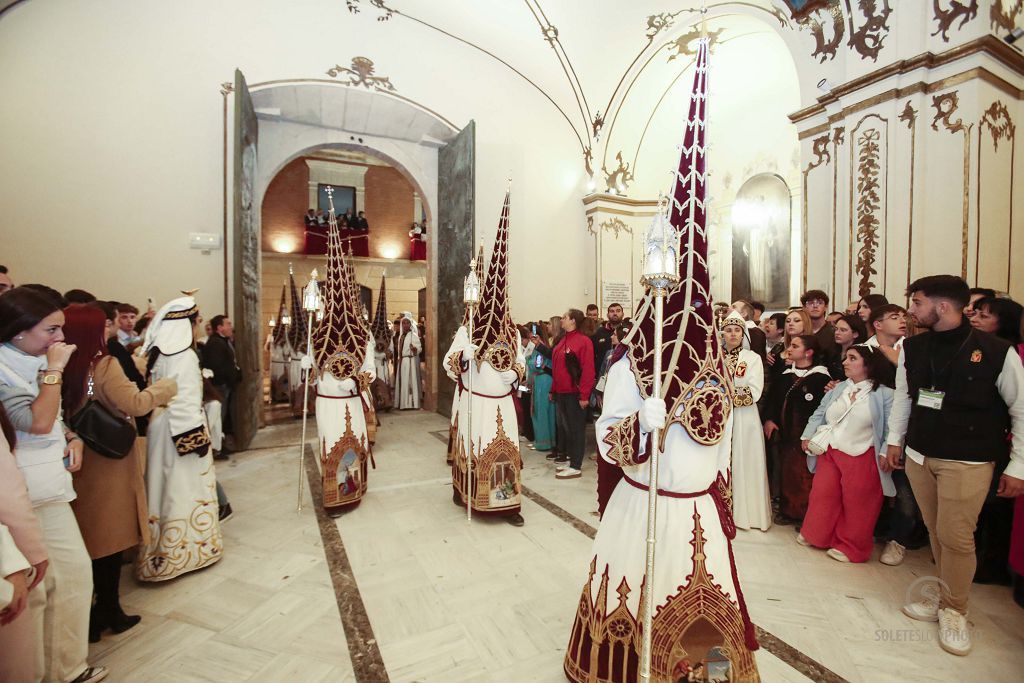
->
[0, 287, 107, 683]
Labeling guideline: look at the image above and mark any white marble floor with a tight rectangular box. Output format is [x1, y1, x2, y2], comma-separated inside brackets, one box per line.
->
[89, 410, 1024, 682]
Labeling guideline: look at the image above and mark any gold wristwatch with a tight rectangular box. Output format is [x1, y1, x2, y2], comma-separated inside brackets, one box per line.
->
[41, 372, 62, 385]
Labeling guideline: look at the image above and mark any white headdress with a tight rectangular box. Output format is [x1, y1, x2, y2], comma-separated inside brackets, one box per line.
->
[142, 295, 199, 356]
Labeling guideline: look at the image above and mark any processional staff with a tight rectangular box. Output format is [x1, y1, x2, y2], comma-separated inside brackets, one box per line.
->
[462, 255, 481, 522]
[296, 268, 320, 512]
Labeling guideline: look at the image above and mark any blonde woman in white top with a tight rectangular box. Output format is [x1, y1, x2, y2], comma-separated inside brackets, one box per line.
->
[797, 345, 896, 562]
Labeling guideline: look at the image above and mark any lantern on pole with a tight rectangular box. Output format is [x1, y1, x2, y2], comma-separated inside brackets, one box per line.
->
[296, 268, 321, 511]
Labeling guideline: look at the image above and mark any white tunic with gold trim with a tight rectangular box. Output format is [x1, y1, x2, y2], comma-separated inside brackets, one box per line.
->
[725, 347, 772, 531]
[564, 356, 759, 682]
[315, 339, 376, 511]
[138, 348, 222, 581]
[444, 326, 525, 515]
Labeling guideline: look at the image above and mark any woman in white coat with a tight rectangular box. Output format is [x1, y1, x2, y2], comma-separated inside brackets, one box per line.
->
[722, 311, 772, 531]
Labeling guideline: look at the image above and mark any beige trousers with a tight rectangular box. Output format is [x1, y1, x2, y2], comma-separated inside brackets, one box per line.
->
[905, 457, 995, 615]
[29, 502, 92, 683]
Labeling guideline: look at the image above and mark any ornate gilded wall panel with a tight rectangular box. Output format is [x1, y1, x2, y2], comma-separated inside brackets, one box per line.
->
[930, 91, 973, 279]
[976, 101, 1016, 290]
[849, 115, 888, 298]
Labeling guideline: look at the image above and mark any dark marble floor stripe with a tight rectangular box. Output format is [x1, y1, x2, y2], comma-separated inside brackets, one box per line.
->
[428, 429, 449, 443]
[521, 485, 850, 683]
[303, 444, 390, 683]
[521, 485, 597, 539]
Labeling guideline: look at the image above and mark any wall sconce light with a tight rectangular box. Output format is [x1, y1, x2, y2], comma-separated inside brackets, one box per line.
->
[380, 243, 400, 260]
[272, 236, 297, 253]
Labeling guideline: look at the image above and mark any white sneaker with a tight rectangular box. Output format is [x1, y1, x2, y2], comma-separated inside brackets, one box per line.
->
[556, 468, 582, 479]
[937, 608, 972, 656]
[880, 540, 906, 566]
[902, 597, 940, 622]
[826, 548, 850, 563]
[796, 533, 810, 547]
[556, 464, 570, 472]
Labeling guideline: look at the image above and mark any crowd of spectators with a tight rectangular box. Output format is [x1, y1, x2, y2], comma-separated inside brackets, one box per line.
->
[513, 275, 1024, 658]
[0, 265, 241, 683]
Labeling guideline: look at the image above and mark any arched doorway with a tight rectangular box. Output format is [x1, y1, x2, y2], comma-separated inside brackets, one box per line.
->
[245, 80, 465, 417]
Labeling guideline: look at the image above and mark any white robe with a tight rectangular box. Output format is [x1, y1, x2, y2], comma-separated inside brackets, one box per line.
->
[269, 340, 291, 401]
[139, 349, 222, 582]
[374, 349, 391, 387]
[443, 327, 525, 513]
[565, 356, 759, 682]
[315, 340, 376, 510]
[727, 348, 772, 531]
[394, 331, 422, 409]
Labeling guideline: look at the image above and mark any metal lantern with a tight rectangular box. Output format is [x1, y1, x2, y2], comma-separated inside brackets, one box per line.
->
[302, 268, 321, 312]
[640, 196, 680, 293]
[463, 259, 481, 306]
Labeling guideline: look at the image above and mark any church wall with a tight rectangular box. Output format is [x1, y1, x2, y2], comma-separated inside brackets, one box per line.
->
[261, 157, 310, 257]
[364, 166, 417, 260]
[0, 0, 588, 325]
[796, 43, 1024, 306]
[3, 0, 1022, 329]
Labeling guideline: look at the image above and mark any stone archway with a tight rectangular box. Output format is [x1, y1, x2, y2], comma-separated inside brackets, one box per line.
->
[249, 81, 460, 413]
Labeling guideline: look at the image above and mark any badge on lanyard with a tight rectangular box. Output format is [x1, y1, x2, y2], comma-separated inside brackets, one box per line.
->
[736, 362, 747, 378]
[804, 392, 814, 401]
[918, 387, 945, 410]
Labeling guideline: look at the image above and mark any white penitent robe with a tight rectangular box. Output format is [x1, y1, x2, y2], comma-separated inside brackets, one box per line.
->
[446, 385, 461, 464]
[374, 349, 391, 387]
[316, 340, 376, 512]
[726, 347, 772, 531]
[394, 331, 422, 410]
[270, 341, 291, 402]
[564, 357, 759, 682]
[444, 326, 525, 515]
[290, 348, 316, 416]
[138, 349, 222, 582]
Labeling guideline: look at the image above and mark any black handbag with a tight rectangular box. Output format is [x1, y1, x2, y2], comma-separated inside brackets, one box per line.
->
[68, 369, 137, 460]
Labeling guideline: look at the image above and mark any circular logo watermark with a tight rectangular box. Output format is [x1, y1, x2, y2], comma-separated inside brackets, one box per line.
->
[905, 575, 947, 606]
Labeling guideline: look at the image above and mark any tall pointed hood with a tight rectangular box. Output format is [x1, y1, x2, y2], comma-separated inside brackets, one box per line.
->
[345, 242, 369, 327]
[312, 194, 369, 379]
[621, 36, 732, 446]
[472, 190, 518, 372]
[370, 274, 392, 345]
[287, 264, 309, 352]
[272, 282, 287, 346]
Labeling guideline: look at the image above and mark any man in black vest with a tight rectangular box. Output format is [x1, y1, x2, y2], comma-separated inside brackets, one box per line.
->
[885, 275, 1024, 656]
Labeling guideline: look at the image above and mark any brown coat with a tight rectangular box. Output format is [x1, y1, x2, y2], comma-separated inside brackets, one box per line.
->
[70, 356, 177, 559]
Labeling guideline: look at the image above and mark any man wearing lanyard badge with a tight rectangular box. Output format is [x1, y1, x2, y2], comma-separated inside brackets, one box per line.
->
[885, 275, 1024, 657]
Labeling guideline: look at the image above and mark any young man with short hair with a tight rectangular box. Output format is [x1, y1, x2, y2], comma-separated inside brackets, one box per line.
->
[115, 303, 140, 349]
[801, 289, 838, 363]
[202, 315, 242, 458]
[885, 275, 1024, 656]
[585, 304, 600, 322]
[867, 303, 908, 365]
[591, 303, 623, 376]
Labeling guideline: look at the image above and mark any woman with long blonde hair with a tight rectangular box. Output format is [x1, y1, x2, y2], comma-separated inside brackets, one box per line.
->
[782, 309, 813, 361]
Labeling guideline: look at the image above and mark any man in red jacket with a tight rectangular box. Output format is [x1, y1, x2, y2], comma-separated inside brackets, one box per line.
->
[551, 309, 595, 479]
